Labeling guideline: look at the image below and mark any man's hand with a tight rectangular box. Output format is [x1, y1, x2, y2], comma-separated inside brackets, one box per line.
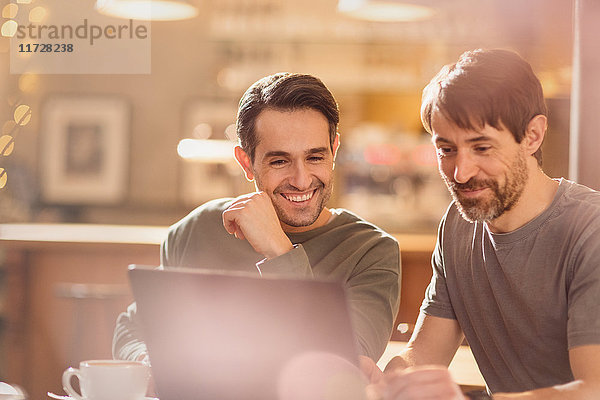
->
[367, 366, 464, 400]
[222, 192, 293, 259]
[360, 356, 384, 384]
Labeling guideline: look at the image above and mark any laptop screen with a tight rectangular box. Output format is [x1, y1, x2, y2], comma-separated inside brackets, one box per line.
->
[128, 265, 365, 400]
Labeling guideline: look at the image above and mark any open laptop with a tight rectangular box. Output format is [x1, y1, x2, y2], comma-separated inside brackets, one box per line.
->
[128, 265, 365, 400]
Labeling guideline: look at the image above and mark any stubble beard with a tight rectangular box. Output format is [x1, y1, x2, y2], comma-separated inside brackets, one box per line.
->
[442, 153, 529, 223]
[257, 177, 334, 227]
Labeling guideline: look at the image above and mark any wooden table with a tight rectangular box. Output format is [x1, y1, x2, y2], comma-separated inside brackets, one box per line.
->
[0, 224, 165, 400]
[378, 341, 486, 391]
[0, 224, 442, 399]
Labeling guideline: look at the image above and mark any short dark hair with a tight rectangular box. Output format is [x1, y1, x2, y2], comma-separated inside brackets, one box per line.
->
[421, 49, 547, 165]
[236, 73, 339, 162]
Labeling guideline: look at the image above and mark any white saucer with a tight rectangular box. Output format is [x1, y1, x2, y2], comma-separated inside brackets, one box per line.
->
[48, 394, 157, 400]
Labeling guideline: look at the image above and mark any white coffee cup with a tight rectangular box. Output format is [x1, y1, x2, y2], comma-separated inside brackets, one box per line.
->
[62, 360, 150, 400]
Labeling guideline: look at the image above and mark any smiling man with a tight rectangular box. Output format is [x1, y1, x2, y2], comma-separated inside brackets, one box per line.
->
[364, 49, 600, 399]
[113, 73, 400, 366]
[222, 107, 339, 260]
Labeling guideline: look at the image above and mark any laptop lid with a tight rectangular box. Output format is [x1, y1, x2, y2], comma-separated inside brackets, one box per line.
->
[128, 265, 365, 400]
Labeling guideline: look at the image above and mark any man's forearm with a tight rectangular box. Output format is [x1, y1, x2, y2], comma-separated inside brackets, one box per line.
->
[384, 349, 416, 372]
[384, 313, 464, 374]
[493, 380, 600, 400]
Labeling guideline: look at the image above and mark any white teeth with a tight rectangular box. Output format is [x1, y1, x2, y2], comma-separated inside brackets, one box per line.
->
[283, 191, 314, 202]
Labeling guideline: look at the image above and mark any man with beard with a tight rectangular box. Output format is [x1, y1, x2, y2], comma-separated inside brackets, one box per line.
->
[113, 73, 400, 367]
[363, 49, 600, 399]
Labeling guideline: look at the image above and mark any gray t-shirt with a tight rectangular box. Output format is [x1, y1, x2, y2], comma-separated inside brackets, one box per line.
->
[422, 178, 600, 393]
[113, 198, 400, 362]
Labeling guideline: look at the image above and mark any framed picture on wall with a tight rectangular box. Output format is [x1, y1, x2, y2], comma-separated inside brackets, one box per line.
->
[40, 95, 130, 205]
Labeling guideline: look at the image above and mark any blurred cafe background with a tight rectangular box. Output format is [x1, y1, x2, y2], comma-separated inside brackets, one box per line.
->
[0, 0, 593, 398]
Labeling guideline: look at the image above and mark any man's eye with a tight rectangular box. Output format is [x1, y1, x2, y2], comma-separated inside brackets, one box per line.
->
[308, 156, 325, 162]
[436, 147, 454, 157]
[474, 146, 491, 153]
[270, 159, 287, 166]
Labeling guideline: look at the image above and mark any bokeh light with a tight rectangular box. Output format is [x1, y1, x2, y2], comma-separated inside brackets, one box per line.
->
[29, 6, 47, 23]
[177, 139, 235, 162]
[18, 74, 40, 93]
[192, 123, 212, 139]
[1, 20, 18, 38]
[224, 123, 237, 141]
[0, 135, 15, 157]
[0, 168, 7, 189]
[2, 4, 18, 19]
[14, 104, 32, 126]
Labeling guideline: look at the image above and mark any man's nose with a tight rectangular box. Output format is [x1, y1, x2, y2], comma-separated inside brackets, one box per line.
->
[288, 162, 313, 190]
[453, 151, 479, 184]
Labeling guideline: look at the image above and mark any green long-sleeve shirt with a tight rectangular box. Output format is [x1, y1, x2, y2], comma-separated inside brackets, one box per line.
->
[113, 198, 400, 362]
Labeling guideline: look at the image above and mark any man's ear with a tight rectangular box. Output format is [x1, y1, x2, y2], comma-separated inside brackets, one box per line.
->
[524, 114, 547, 155]
[332, 133, 340, 162]
[234, 146, 254, 181]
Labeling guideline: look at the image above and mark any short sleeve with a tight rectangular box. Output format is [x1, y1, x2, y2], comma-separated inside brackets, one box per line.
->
[567, 226, 600, 348]
[420, 213, 457, 320]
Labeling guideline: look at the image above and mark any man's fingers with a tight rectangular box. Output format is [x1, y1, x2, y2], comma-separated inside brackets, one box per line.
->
[222, 195, 263, 233]
[222, 212, 236, 235]
[385, 366, 450, 384]
[222, 205, 246, 234]
[223, 219, 244, 240]
[222, 192, 275, 238]
[227, 191, 267, 209]
[221, 191, 291, 259]
[223, 218, 243, 240]
[382, 366, 463, 400]
[227, 198, 253, 209]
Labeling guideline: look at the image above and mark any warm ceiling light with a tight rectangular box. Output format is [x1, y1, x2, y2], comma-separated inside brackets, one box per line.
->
[338, 0, 435, 22]
[177, 139, 235, 163]
[95, 0, 198, 21]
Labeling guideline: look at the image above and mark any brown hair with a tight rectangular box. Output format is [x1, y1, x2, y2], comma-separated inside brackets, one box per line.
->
[236, 73, 339, 162]
[421, 49, 547, 165]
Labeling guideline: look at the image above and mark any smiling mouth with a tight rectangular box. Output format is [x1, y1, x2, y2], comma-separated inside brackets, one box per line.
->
[456, 187, 488, 197]
[281, 189, 317, 203]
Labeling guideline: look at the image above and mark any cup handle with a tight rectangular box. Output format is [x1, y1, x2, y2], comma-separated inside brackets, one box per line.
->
[62, 367, 84, 400]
